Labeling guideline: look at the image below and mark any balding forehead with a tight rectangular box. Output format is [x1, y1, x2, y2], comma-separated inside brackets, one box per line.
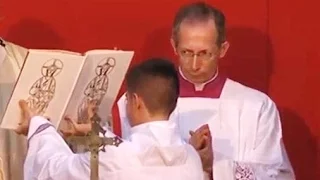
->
[181, 15, 216, 25]
[176, 20, 218, 49]
[179, 19, 217, 33]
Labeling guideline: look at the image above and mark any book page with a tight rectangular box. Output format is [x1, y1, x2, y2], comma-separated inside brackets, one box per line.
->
[59, 50, 134, 131]
[29, 49, 82, 56]
[84, 49, 123, 55]
[0, 50, 85, 129]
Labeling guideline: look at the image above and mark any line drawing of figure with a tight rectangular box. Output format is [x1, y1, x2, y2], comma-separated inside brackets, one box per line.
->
[26, 58, 63, 115]
[77, 57, 115, 125]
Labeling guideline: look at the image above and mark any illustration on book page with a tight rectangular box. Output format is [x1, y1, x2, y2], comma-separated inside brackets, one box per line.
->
[77, 57, 115, 125]
[59, 51, 133, 136]
[26, 58, 63, 115]
[0, 50, 85, 130]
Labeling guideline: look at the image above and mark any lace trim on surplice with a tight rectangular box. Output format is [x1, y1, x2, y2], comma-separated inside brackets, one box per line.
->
[234, 162, 256, 180]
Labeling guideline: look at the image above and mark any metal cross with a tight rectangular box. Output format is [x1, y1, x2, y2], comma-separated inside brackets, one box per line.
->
[66, 113, 122, 180]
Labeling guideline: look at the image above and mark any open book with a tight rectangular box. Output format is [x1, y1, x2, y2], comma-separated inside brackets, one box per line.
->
[0, 49, 134, 130]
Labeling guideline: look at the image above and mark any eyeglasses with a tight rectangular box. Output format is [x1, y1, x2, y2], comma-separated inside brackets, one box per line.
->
[178, 49, 216, 61]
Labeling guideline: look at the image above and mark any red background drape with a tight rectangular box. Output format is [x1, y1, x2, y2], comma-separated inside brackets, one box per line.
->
[1, 0, 319, 179]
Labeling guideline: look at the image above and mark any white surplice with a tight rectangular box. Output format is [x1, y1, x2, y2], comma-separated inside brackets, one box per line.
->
[0, 40, 28, 180]
[117, 70, 295, 180]
[24, 116, 204, 180]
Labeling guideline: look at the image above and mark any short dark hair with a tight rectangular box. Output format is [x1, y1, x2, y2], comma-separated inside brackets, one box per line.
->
[125, 58, 179, 115]
[172, 1, 226, 46]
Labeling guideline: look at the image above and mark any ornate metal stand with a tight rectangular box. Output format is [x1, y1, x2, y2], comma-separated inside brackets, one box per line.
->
[66, 114, 122, 180]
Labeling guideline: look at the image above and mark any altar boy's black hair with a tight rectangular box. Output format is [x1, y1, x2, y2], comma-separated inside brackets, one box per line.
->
[125, 58, 179, 115]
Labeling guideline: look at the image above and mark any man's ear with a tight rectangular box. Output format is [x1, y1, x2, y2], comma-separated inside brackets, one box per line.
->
[125, 92, 128, 101]
[170, 38, 178, 55]
[132, 93, 142, 109]
[218, 41, 230, 58]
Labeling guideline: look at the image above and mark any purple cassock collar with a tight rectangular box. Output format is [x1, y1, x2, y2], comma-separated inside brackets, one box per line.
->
[178, 67, 227, 98]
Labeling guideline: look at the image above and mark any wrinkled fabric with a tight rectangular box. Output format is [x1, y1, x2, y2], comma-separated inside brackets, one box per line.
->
[117, 78, 295, 180]
[24, 116, 204, 180]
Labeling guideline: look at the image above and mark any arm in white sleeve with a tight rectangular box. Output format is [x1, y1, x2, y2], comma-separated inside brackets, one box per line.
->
[24, 116, 90, 180]
[232, 99, 295, 180]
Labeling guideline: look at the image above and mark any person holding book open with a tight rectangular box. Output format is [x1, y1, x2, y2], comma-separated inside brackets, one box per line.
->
[0, 39, 28, 180]
[15, 58, 205, 180]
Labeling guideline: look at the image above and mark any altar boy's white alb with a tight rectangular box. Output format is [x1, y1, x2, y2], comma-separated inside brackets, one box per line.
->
[24, 116, 203, 180]
[23, 58, 204, 180]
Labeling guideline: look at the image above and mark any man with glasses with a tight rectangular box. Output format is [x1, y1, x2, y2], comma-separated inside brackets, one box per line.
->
[116, 2, 295, 180]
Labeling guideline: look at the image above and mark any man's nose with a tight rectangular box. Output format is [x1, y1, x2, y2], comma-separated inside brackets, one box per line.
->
[191, 55, 201, 71]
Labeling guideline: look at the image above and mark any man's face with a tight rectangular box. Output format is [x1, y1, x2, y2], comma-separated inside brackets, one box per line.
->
[171, 20, 229, 83]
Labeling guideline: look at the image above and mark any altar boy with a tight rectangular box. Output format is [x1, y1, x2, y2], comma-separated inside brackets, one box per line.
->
[16, 58, 204, 180]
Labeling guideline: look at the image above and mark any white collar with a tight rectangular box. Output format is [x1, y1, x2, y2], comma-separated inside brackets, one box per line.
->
[179, 67, 219, 91]
[129, 120, 183, 147]
[130, 120, 171, 134]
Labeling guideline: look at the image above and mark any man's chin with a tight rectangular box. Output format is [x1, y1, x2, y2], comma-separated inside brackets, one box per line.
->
[181, 69, 211, 83]
[188, 76, 209, 84]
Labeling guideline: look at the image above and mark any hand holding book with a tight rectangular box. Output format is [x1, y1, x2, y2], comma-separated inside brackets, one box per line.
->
[60, 100, 97, 137]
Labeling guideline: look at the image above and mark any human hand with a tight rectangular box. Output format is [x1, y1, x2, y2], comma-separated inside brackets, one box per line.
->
[189, 124, 211, 150]
[189, 124, 213, 175]
[198, 134, 213, 175]
[15, 100, 51, 136]
[15, 100, 35, 136]
[60, 101, 97, 137]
